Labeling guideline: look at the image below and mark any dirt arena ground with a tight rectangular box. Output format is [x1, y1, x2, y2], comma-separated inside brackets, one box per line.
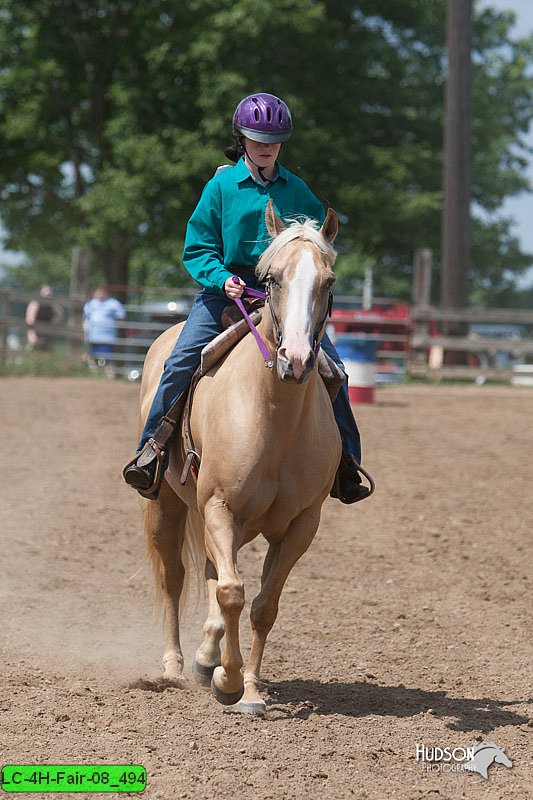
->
[0, 377, 531, 800]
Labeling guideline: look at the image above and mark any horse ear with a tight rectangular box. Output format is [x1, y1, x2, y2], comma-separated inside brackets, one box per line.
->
[320, 208, 338, 243]
[265, 199, 286, 237]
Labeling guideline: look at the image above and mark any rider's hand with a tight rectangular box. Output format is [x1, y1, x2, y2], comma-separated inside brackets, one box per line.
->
[224, 276, 246, 299]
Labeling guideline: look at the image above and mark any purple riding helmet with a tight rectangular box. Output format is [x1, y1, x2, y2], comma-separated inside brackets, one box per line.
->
[233, 93, 293, 143]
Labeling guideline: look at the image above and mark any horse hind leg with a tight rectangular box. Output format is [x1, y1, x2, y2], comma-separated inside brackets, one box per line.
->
[143, 480, 189, 683]
[192, 560, 225, 687]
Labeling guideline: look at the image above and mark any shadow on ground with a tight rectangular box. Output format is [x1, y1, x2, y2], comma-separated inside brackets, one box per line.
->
[265, 679, 531, 732]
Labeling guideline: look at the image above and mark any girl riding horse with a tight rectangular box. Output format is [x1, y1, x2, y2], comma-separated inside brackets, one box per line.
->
[123, 92, 370, 504]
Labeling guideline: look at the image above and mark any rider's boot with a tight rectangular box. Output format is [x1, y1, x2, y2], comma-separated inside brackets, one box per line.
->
[123, 445, 159, 488]
[123, 438, 165, 499]
[123, 392, 188, 500]
[122, 411, 182, 499]
[330, 448, 373, 504]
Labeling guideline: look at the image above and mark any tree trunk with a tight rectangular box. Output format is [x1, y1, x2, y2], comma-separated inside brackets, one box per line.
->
[104, 251, 129, 303]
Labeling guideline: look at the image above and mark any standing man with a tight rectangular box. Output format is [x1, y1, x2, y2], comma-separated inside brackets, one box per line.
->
[83, 286, 126, 377]
[25, 284, 64, 351]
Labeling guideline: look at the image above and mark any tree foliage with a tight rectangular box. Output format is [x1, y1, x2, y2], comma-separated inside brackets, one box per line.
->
[0, 0, 532, 302]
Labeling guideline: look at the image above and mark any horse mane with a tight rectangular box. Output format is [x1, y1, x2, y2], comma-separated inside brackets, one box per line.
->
[256, 217, 336, 280]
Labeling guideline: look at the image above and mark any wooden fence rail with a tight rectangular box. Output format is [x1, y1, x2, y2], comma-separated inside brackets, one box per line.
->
[409, 305, 533, 381]
[3, 288, 533, 384]
[411, 335, 533, 356]
[412, 306, 533, 325]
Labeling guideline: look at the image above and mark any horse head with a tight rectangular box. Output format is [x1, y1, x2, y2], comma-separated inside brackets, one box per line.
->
[464, 743, 513, 779]
[257, 199, 338, 384]
[493, 746, 512, 769]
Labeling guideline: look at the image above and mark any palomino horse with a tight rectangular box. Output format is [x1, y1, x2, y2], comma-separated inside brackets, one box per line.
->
[140, 200, 341, 714]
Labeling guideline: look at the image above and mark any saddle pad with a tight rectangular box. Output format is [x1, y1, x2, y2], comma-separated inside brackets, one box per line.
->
[317, 349, 346, 402]
[200, 310, 263, 375]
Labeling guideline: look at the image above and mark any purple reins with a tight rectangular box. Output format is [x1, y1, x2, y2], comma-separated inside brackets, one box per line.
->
[231, 275, 325, 370]
[231, 277, 273, 369]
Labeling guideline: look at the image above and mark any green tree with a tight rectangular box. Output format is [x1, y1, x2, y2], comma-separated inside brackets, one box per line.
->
[0, 0, 532, 302]
[0, 0, 221, 291]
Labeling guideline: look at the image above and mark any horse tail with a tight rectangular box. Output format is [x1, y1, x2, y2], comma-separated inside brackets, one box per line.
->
[141, 498, 164, 616]
[141, 498, 206, 622]
[182, 508, 207, 618]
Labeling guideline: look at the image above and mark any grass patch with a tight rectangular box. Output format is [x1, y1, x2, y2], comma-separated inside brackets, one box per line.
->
[0, 347, 102, 378]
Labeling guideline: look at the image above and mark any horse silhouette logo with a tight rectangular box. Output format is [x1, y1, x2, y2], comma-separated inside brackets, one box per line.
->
[463, 743, 512, 779]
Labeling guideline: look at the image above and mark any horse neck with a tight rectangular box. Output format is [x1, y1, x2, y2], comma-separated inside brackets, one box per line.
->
[256, 302, 277, 356]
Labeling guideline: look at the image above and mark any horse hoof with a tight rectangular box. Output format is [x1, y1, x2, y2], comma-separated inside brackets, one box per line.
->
[210, 675, 244, 706]
[164, 676, 187, 689]
[233, 699, 267, 716]
[192, 659, 216, 687]
[162, 652, 184, 681]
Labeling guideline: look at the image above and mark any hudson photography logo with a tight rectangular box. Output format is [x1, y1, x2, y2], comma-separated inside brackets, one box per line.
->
[416, 741, 513, 779]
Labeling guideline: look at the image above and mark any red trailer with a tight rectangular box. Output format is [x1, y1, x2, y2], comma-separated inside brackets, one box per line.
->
[329, 299, 412, 384]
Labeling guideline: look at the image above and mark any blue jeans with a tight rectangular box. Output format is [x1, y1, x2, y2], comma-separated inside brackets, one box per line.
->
[138, 287, 362, 464]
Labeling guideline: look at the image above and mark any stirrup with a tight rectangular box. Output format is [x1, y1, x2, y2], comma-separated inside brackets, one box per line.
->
[122, 439, 165, 500]
[355, 463, 376, 497]
[330, 455, 376, 504]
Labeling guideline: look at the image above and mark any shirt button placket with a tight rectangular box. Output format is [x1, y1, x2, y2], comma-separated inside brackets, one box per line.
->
[260, 194, 269, 241]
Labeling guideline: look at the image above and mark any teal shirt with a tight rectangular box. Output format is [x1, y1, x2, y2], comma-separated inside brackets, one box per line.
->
[182, 157, 325, 293]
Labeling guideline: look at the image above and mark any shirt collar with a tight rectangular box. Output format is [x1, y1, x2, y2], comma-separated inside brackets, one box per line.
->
[234, 157, 288, 185]
[276, 162, 289, 183]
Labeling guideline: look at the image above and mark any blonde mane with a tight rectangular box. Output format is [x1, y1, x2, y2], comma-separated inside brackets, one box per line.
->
[256, 218, 336, 280]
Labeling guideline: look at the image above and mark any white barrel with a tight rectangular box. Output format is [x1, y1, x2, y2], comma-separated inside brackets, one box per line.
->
[335, 336, 377, 404]
[512, 364, 533, 387]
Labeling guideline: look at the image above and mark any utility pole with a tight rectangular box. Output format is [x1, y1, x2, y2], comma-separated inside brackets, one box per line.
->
[441, 0, 472, 323]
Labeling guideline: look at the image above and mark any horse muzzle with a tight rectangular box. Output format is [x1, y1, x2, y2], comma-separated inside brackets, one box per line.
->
[276, 351, 316, 384]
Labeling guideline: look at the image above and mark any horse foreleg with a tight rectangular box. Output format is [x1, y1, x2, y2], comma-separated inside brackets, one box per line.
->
[237, 505, 322, 714]
[192, 559, 225, 686]
[144, 480, 188, 683]
[203, 499, 245, 705]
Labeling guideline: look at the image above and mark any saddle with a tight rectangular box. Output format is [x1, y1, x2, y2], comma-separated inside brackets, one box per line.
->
[179, 300, 346, 486]
[127, 299, 346, 498]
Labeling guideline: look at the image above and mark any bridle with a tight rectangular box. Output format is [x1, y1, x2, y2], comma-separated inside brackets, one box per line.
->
[265, 275, 333, 358]
[233, 274, 333, 370]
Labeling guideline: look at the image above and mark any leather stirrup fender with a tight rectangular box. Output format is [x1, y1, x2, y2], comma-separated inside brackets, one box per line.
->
[136, 438, 163, 467]
[123, 391, 189, 500]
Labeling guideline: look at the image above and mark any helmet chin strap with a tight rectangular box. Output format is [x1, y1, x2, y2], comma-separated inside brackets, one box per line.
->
[242, 139, 281, 184]
[243, 145, 269, 183]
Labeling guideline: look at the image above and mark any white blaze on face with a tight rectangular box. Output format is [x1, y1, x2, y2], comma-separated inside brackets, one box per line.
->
[279, 248, 317, 379]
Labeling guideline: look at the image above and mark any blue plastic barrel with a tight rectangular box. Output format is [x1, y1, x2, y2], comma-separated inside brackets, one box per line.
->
[335, 336, 377, 403]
